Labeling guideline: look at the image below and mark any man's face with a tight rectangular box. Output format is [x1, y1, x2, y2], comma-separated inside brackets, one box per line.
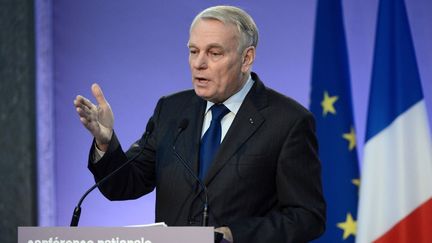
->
[188, 19, 247, 103]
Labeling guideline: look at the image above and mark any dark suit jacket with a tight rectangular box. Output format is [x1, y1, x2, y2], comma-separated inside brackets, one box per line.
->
[89, 73, 326, 242]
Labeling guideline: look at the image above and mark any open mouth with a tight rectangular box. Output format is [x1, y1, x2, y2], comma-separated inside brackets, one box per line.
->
[195, 77, 209, 83]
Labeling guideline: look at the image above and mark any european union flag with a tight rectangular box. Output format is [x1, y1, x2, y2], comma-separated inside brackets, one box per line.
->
[309, 0, 360, 242]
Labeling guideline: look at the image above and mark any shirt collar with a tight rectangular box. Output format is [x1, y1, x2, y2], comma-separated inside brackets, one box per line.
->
[204, 74, 255, 115]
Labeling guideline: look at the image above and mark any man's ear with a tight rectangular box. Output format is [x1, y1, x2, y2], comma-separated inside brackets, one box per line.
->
[241, 46, 256, 73]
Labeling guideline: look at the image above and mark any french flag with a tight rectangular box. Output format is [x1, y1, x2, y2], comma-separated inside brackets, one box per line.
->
[356, 0, 432, 242]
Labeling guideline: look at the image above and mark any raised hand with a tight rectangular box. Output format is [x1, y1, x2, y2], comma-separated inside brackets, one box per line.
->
[74, 83, 114, 151]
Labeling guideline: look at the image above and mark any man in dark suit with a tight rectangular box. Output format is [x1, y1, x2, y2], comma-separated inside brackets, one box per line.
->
[74, 5, 325, 242]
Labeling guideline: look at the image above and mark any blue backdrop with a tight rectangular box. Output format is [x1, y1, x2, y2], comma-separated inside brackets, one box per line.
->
[36, 0, 432, 227]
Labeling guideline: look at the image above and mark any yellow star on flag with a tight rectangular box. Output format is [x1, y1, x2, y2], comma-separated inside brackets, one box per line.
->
[352, 178, 360, 187]
[342, 127, 356, 151]
[337, 212, 357, 240]
[321, 91, 338, 116]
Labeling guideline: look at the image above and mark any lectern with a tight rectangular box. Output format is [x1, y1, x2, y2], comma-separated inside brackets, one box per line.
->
[18, 226, 213, 243]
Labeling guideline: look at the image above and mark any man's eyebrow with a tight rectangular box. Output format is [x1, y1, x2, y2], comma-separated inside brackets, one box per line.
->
[207, 44, 224, 50]
[187, 43, 224, 49]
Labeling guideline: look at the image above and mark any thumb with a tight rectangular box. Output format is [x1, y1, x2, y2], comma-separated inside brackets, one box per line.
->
[91, 83, 108, 107]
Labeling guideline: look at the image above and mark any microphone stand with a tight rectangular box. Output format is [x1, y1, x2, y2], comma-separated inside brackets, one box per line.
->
[171, 119, 209, 226]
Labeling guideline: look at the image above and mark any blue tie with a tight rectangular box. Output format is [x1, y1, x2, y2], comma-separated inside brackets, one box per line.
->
[199, 104, 230, 180]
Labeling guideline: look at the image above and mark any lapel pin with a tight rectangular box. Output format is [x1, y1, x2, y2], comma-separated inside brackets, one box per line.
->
[249, 118, 254, 124]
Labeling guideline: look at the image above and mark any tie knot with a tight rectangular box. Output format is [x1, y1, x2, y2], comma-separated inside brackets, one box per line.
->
[210, 104, 230, 122]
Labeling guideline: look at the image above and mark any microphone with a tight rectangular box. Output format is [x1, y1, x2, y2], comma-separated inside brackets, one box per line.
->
[171, 119, 210, 226]
[70, 119, 155, 226]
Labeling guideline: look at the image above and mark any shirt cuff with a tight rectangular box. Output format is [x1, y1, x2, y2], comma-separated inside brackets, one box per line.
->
[92, 144, 105, 163]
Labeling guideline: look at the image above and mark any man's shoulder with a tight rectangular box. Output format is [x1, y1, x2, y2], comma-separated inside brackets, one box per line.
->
[248, 78, 310, 124]
[266, 87, 311, 116]
[259, 87, 315, 132]
[154, 89, 202, 113]
[164, 89, 197, 100]
[158, 89, 200, 105]
[252, 72, 311, 118]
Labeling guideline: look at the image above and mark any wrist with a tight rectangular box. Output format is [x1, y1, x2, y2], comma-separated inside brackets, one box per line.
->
[95, 129, 113, 152]
[95, 140, 109, 152]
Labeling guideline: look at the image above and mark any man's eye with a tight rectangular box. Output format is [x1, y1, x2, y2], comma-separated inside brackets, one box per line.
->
[210, 52, 221, 56]
[189, 50, 198, 55]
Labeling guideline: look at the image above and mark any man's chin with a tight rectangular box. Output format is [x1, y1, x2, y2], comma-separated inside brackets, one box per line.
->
[195, 92, 220, 103]
[194, 88, 210, 99]
[195, 92, 211, 102]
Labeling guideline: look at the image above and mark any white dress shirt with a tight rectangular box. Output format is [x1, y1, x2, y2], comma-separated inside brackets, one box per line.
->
[201, 75, 254, 142]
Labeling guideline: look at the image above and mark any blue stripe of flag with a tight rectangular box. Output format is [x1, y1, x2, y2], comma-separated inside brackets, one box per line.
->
[365, 0, 424, 142]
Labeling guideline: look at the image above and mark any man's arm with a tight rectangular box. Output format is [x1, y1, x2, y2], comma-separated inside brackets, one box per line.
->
[74, 83, 157, 200]
[87, 129, 157, 200]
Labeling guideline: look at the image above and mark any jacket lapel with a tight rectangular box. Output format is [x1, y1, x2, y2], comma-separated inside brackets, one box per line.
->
[204, 75, 269, 185]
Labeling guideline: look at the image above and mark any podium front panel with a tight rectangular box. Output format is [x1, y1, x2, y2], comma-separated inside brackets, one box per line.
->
[18, 226, 213, 243]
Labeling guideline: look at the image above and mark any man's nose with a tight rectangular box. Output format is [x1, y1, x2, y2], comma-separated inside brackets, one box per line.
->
[192, 53, 208, 69]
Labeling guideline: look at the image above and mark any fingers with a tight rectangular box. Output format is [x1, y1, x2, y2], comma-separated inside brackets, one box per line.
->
[74, 95, 98, 126]
[76, 106, 99, 133]
[91, 83, 108, 107]
[74, 95, 96, 110]
[75, 101, 92, 117]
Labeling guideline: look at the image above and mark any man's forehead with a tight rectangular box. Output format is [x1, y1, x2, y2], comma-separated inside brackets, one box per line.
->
[188, 19, 238, 46]
[190, 18, 238, 34]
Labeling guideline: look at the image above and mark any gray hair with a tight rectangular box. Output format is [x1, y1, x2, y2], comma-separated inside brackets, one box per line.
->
[190, 5, 259, 52]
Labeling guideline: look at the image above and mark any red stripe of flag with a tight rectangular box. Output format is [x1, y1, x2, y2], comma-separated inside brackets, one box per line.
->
[374, 198, 432, 243]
